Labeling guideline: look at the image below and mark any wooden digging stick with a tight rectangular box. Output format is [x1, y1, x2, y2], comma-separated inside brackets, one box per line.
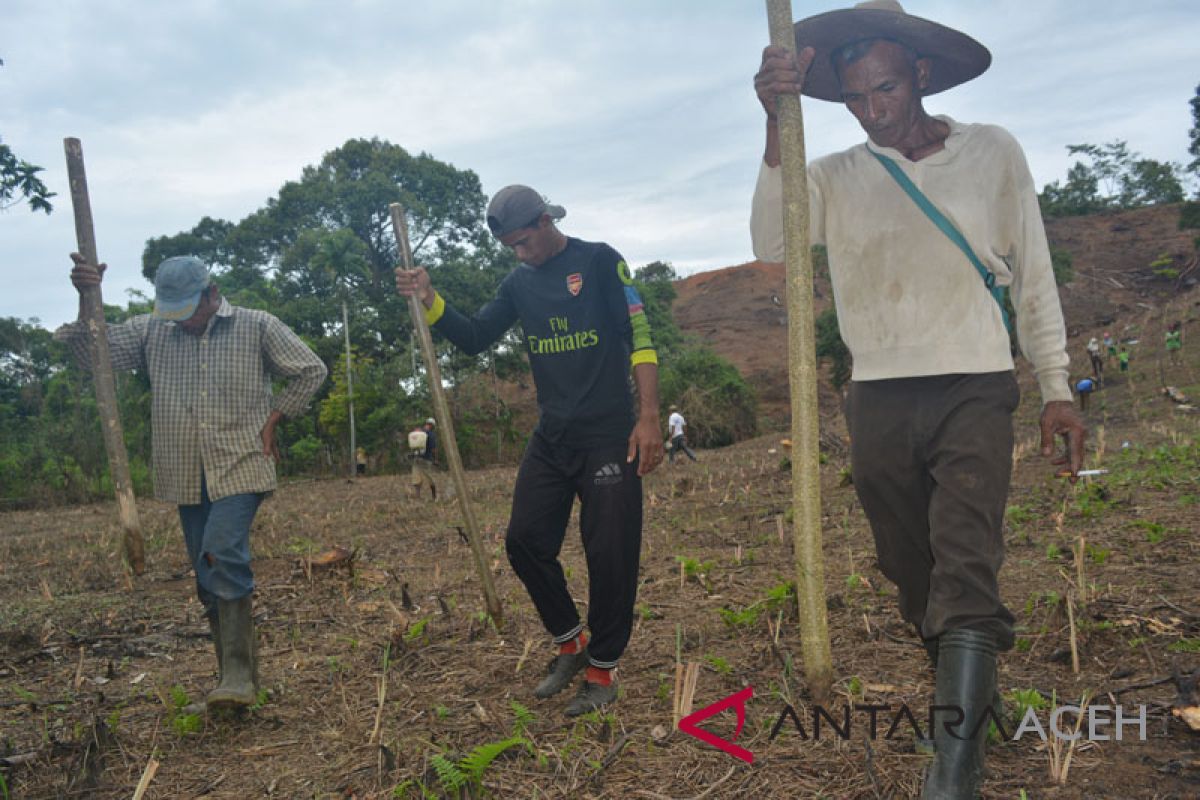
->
[63, 138, 146, 576]
[389, 202, 504, 625]
[764, 0, 833, 703]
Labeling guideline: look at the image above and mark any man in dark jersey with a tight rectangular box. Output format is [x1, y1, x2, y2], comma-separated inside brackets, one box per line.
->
[395, 185, 663, 716]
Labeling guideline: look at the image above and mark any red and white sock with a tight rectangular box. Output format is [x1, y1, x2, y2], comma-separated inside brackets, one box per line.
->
[559, 633, 587, 656]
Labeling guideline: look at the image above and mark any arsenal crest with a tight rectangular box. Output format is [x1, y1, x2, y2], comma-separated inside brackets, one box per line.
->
[566, 272, 583, 296]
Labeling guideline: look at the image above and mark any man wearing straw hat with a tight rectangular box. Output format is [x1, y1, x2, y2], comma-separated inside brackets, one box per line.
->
[750, 2, 1085, 796]
[396, 185, 662, 716]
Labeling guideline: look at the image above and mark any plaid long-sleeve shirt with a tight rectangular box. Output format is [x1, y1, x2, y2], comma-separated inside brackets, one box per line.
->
[55, 298, 327, 503]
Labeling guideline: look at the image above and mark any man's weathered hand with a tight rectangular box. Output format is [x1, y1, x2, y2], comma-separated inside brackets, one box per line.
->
[754, 44, 816, 119]
[261, 411, 284, 462]
[1039, 400, 1086, 481]
[69, 252, 106, 292]
[627, 416, 664, 477]
[394, 266, 435, 308]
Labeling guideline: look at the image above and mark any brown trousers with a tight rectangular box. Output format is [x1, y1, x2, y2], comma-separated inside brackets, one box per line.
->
[847, 371, 1018, 650]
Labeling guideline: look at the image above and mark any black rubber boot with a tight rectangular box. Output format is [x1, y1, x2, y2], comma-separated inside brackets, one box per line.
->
[206, 596, 257, 710]
[922, 628, 998, 799]
[534, 650, 588, 699]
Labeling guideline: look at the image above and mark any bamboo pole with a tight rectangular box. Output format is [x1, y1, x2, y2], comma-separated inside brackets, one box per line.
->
[764, 0, 833, 703]
[389, 203, 503, 624]
[342, 299, 357, 478]
[63, 138, 146, 575]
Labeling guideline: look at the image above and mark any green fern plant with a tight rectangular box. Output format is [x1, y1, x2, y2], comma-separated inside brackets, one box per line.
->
[431, 753, 467, 795]
[509, 700, 534, 736]
[430, 736, 532, 796]
[461, 736, 528, 784]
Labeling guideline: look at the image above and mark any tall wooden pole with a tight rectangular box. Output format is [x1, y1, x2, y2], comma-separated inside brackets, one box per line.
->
[764, 0, 833, 703]
[63, 138, 146, 575]
[343, 299, 357, 478]
[389, 203, 504, 625]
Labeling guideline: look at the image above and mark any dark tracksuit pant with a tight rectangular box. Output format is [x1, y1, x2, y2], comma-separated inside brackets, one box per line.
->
[505, 432, 642, 669]
[847, 371, 1018, 650]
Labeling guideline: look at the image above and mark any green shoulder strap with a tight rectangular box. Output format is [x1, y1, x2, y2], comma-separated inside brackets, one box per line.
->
[870, 150, 1012, 332]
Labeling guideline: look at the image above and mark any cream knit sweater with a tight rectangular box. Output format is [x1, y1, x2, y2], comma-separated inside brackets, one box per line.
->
[751, 116, 1071, 404]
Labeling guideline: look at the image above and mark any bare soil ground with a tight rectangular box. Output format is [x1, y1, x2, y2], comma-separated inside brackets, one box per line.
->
[2, 293, 1199, 799]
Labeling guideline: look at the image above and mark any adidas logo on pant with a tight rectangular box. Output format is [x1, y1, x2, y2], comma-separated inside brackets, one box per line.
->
[593, 462, 623, 486]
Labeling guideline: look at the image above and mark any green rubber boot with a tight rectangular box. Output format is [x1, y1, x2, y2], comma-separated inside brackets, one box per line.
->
[208, 612, 223, 682]
[921, 628, 998, 799]
[206, 596, 257, 711]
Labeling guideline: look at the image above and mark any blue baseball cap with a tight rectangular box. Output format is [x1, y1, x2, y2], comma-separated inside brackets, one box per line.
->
[153, 256, 210, 321]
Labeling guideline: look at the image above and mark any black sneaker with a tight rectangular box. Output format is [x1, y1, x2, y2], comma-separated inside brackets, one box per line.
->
[565, 680, 618, 717]
[533, 651, 588, 699]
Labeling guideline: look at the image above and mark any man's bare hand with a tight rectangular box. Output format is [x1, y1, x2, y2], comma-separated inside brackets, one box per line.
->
[394, 266, 435, 308]
[754, 44, 816, 119]
[261, 411, 284, 462]
[1039, 400, 1087, 481]
[627, 415, 664, 477]
[69, 252, 106, 292]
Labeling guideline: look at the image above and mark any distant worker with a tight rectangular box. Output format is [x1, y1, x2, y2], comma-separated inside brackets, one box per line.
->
[1165, 321, 1183, 366]
[57, 254, 326, 711]
[356, 446, 368, 475]
[1085, 336, 1103, 383]
[1118, 346, 1131, 373]
[666, 404, 698, 463]
[396, 184, 663, 716]
[1075, 377, 1095, 412]
[408, 418, 437, 500]
[1104, 330, 1116, 360]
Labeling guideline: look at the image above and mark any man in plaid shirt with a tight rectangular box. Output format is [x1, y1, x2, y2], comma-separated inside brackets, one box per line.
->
[57, 254, 326, 711]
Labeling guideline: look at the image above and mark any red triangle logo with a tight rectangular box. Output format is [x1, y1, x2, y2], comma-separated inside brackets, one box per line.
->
[678, 686, 754, 763]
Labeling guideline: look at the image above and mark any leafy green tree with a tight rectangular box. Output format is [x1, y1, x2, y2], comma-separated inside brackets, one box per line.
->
[633, 260, 684, 360]
[1039, 162, 1106, 217]
[0, 58, 53, 214]
[0, 143, 53, 214]
[1120, 158, 1184, 207]
[1040, 140, 1184, 217]
[1050, 246, 1075, 286]
[1188, 83, 1200, 186]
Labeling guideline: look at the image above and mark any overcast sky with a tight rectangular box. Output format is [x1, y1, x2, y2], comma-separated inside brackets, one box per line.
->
[3, 1, 1197, 329]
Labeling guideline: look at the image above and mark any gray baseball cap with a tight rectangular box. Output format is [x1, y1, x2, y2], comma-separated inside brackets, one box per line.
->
[486, 185, 565, 238]
[153, 256, 210, 321]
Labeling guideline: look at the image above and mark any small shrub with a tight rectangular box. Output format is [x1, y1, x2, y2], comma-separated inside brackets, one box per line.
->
[1008, 688, 1049, 720]
[172, 713, 202, 736]
[1132, 520, 1166, 544]
[404, 618, 430, 643]
[704, 654, 733, 675]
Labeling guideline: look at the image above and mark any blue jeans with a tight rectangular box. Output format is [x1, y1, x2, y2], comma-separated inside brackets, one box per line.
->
[178, 475, 264, 618]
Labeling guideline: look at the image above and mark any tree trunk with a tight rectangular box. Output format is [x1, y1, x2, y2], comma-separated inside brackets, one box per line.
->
[389, 203, 504, 625]
[764, 0, 834, 703]
[63, 138, 146, 575]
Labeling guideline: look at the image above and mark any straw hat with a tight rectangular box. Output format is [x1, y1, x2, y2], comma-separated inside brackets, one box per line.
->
[794, 0, 991, 102]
